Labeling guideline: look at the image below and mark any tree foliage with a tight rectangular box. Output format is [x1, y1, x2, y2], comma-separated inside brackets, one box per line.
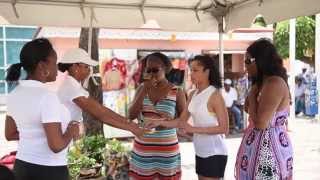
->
[274, 16, 315, 62]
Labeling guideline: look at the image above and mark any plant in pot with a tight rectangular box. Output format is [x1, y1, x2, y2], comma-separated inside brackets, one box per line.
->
[104, 139, 130, 180]
[68, 135, 107, 179]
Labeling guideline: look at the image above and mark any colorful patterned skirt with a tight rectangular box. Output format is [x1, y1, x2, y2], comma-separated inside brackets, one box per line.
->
[235, 110, 293, 180]
[129, 129, 181, 180]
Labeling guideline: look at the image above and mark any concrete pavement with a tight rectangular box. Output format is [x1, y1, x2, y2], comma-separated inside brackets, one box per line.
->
[1, 114, 320, 179]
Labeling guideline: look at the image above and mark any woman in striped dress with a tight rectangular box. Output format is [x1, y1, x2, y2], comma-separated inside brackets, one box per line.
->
[128, 52, 186, 180]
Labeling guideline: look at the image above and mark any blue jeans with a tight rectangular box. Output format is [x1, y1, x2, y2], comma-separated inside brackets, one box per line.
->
[295, 96, 305, 115]
[231, 105, 243, 129]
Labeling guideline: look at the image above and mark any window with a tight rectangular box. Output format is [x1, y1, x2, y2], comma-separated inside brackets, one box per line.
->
[6, 27, 37, 39]
[0, 68, 5, 81]
[0, 26, 37, 95]
[6, 41, 26, 65]
[0, 82, 5, 94]
[0, 41, 3, 66]
[0, 27, 3, 38]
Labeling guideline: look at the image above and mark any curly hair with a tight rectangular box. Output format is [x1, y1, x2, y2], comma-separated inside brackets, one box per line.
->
[247, 38, 288, 87]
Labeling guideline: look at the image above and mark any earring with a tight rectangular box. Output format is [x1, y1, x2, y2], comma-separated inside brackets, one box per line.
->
[43, 71, 50, 77]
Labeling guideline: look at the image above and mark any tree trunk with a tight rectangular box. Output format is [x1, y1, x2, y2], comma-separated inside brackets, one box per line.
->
[273, 22, 277, 42]
[79, 28, 104, 136]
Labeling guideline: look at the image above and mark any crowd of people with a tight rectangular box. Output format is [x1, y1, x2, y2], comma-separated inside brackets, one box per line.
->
[295, 67, 317, 117]
[1, 38, 293, 180]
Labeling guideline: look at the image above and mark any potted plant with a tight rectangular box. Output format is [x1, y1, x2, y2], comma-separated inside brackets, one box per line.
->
[104, 139, 130, 180]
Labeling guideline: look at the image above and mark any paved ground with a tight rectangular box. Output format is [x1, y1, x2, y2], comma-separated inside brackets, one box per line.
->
[1, 113, 320, 179]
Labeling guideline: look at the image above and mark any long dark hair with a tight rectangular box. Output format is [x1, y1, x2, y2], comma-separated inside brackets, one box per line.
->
[6, 38, 55, 82]
[247, 38, 288, 87]
[189, 55, 222, 89]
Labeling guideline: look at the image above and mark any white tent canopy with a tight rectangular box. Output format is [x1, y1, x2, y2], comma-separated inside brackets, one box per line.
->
[0, 0, 319, 32]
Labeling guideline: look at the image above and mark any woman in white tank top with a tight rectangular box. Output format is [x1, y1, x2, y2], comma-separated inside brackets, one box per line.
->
[145, 55, 229, 180]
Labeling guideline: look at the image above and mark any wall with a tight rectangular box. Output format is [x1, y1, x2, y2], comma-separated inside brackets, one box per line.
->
[232, 54, 245, 73]
[50, 38, 252, 60]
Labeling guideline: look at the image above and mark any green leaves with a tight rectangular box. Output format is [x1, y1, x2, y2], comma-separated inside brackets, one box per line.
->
[274, 16, 315, 61]
[67, 135, 130, 179]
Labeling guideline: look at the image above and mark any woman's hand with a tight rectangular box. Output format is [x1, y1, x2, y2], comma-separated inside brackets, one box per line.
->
[177, 128, 193, 140]
[144, 120, 164, 129]
[129, 123, 146, 138]
[67, 121, 80, 140]
[179, 121, 194, 133]
[143, 78, 158, 91]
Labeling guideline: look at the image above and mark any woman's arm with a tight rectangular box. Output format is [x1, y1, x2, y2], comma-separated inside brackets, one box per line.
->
[43, 121, 79, 153]
[252, 77, 286, 129]
[128, 85, 146, 120]
[247, 84, 259, 122]
[182, 91, 229, 135]
[5, 116, 19, 141]
[244, 96, 249, 113]
[176, 88, 187, 117]
[73, 96, 144, 137]
[145, 89, 192, 129]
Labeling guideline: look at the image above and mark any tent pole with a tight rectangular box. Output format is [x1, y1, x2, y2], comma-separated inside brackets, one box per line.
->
[219, 31, 224, 82]
[315, 14, 320, 121]
[218, 16, 224, 84]
[289, 18, 296, 123]
[88, 7, 93, 57]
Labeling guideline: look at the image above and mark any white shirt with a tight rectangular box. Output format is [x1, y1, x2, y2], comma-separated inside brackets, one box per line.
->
[222, 87, 238, 108]
[49, 72, 89, 122]
[295, 84, 306, 97]
[188, 86, 228, 157]
[7, 80, 71, 166]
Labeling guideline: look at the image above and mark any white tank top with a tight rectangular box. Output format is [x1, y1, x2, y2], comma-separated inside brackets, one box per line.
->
[188, 85, 228, 157]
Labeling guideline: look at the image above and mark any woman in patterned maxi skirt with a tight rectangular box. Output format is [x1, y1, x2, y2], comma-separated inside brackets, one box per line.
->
[235, 39, 293, 180]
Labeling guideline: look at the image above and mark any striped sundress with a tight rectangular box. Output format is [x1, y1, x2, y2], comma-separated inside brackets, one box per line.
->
[129, 86, 181, 180]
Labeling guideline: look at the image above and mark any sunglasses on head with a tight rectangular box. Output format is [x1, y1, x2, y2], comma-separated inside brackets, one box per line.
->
[245, 57, 256, 65]
[146, 68, 160, 74]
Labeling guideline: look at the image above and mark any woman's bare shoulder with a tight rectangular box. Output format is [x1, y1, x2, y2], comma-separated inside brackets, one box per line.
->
[264, 76, 288, 91]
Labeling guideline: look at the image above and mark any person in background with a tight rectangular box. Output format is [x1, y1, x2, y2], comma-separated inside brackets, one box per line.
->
[5, 38, 79, 180]
[145, 55, 229, 180]
[299, 67, 308, 85]
[128, 52, 187, 180]
[295, 76, 306, 115]
[222, 79, 243, 132]
[235, 38, 293, 180]
[52, 48, 145, 137]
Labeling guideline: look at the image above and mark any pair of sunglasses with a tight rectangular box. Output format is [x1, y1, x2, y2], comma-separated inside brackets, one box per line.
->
[245, 57, 255, 65]
[146, 68, 160, 74]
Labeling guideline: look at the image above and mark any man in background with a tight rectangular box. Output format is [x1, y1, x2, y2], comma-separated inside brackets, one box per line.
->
[222, 79, 243, 132]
